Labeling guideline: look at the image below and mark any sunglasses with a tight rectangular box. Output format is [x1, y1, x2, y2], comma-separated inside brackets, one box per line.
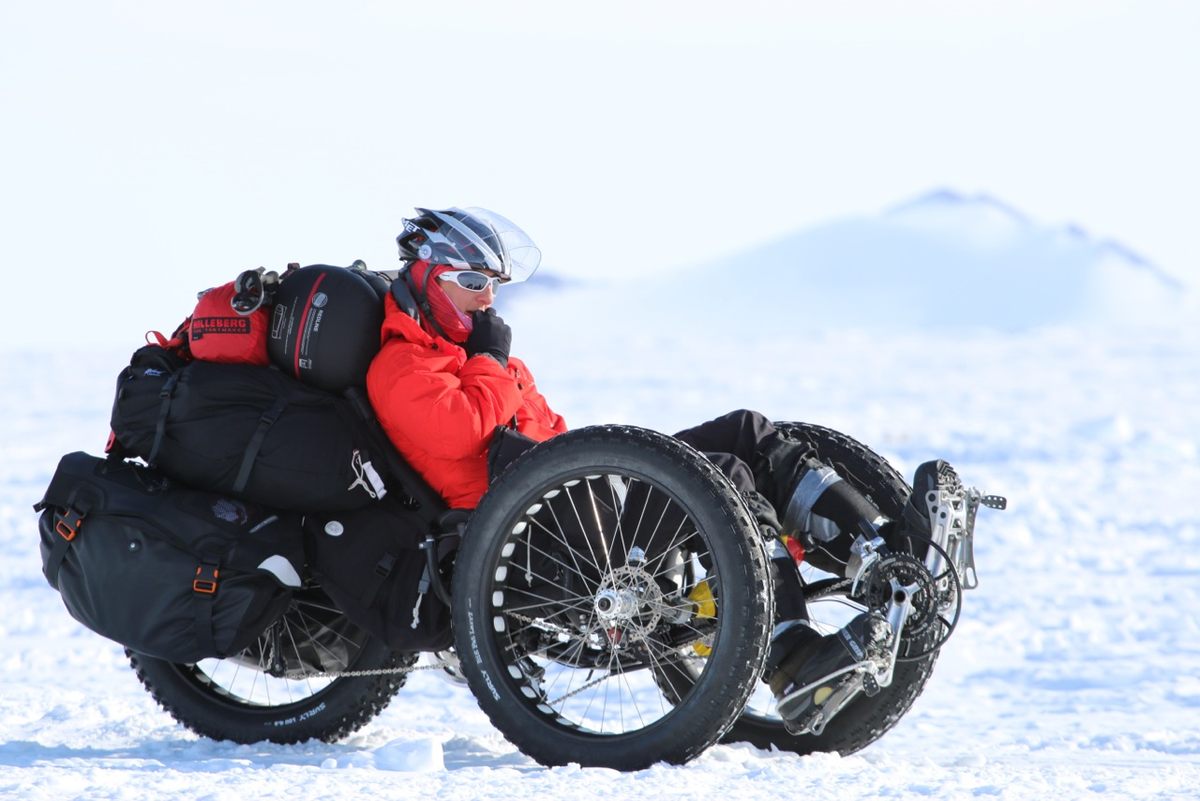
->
[437, 270, 502, 292]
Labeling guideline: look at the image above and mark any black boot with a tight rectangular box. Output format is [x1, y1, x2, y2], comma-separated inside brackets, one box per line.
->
[900, 459, 962, 539]
[842, 460, 964, 580]
[768, 613, 888, 726]
[868, 459, 964, 563]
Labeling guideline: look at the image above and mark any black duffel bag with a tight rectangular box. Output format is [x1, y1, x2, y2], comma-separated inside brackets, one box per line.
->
[304, 497, 455, 653]
[110, 345, 391, 512]
[36, 452, 304, 664]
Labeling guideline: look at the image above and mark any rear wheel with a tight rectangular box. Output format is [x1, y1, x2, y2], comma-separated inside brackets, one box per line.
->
[452, 425, 773, 770]
[129, 586, 413, 744]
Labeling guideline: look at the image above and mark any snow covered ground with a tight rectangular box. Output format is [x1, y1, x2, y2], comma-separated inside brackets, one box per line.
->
[3, 311, 1199, 799]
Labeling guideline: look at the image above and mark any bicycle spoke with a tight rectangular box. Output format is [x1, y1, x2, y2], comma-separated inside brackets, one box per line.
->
[488, 468, 737, 737]
[519, 538, 602, 594]
[529, 511, 602, 576]
[183, 591, 372, 708]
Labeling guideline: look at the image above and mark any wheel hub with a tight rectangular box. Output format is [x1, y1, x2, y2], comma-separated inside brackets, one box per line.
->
[593, 565, 663, 643]
[594, 588, 639, 620]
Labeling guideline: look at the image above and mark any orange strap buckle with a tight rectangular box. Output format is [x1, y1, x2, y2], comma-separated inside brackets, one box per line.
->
[193, 565, 220, 595]
[54, 508, 85, 542]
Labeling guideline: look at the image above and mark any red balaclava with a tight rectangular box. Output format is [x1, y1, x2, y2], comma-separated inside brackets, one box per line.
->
[409, 260, 475, 343]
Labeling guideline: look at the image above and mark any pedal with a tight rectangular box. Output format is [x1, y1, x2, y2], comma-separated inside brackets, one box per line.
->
[779, 672, 864, 736]
[980, 494, 1007, 510]
[949, 487, 1005, 590]
[921, 481, 981, 591]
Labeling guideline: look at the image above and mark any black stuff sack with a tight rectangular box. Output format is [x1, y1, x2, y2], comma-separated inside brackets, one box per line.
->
[304, 497, 454, 653]
[267, 264, 388, 393]
[110, 346, 390, 512]
[36, 452, 304, 664]
[487, 425, 539, 480]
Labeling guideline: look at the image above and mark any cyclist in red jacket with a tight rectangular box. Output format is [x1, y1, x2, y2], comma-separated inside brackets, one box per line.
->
[367, 206, 959, 729]
[366, 207, 566, 510]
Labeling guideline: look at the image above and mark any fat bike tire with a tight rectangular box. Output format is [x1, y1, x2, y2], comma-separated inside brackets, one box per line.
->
[663, 422, 940, 756]
[738, 422, 937, 755]
[128, 587, 414, 744]
[452, 425, 774, 770]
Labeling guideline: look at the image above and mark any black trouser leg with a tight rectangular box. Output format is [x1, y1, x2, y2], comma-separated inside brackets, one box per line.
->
[673, 409, 805, 511]
[673, 410, 816, 621]
[673, 409, 883, 536]
[674, 410, 888, 608]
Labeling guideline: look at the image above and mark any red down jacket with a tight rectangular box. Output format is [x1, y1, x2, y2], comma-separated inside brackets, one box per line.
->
[366, 294, 567, 509]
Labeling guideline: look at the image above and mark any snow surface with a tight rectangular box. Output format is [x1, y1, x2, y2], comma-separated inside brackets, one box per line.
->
[4, 212, 1200, 798]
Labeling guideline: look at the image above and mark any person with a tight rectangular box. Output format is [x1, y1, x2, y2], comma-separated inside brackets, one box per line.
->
[366, 206, 961, 729]
[366, 207, 567, 510]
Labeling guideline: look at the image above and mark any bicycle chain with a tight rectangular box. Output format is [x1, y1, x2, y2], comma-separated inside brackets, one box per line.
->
[290, 611, 704, 696]
[284, 660, 432, 681]
[500, 612, 623, 706]
[545, 670, 620, 705]
[277, 611, 554, 681]
[505, 611, 708, 706]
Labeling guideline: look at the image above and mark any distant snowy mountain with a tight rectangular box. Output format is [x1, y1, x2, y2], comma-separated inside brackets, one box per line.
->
[630, 189, 1191, 333]
[886, 189, 1184, 290]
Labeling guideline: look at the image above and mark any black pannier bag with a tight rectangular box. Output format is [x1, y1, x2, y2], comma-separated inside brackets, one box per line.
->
[36, 452, 304, 664]
[110, 346, 390, 512]
[267, 264, 389, 394]
[303, 497, 454, 652]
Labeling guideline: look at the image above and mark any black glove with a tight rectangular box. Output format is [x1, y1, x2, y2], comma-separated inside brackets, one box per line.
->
[466, 308, 511, 367]
[741, 490, 783, 539]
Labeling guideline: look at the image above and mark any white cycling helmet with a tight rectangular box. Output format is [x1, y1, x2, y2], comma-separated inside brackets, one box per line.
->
[396, 206, 541, 283]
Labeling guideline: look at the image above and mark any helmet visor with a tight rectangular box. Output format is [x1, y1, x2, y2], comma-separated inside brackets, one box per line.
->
[405, 207, 542, 284]
[461, 207, 541, 283]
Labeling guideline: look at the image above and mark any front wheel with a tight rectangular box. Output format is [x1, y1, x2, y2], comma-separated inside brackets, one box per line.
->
[452, 425, 774, 770]
[729, 422, 939, 755]
[657, 422, 940, 755]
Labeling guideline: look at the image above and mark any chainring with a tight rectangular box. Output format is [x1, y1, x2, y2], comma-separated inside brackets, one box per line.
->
[857, 549, 962, 662]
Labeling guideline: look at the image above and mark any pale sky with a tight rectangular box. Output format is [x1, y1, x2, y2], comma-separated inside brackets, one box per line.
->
[2, 0, 1196, 347]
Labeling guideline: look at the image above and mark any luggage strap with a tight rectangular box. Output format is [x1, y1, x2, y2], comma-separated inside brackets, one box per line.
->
[192, 560, 221, 657]
[232, 395, 290, 494]
[147, 373, 181, 466]
[356, 530, 460, 611]
[354, 550, 399, 609]
[43, 504, 87, 587]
